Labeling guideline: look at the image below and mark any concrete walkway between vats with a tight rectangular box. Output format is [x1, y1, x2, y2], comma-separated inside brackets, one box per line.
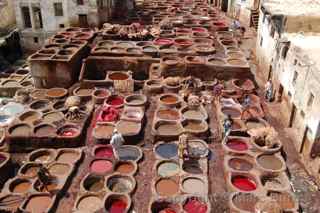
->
[238, 23, 320, 212]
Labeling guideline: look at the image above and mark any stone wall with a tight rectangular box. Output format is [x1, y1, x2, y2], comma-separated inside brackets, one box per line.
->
[0, 0, 16, 29]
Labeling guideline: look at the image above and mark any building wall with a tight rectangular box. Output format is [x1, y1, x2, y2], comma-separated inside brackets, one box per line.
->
[15, 0, 112, 50]
[0, 0, 16, 29]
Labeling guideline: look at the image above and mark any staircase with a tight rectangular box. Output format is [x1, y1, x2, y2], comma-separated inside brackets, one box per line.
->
[251, 9, 260, 30]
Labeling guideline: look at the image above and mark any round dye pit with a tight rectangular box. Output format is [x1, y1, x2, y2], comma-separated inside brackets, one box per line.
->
[34, 178, 59, 193]
[150, 200, 180, 213]
[19, 111, 41, 123]
[182, 160, 203, 174]
[105, 194, 130, 213]
[155, 121, 182, 136]
[109, 72, 129, 81]
[123, 108, 143, 120]
[187, 140, 208, 158]
[117, 41, 134, 48]
[231, 175, 257, 191]
[106, 175, 135, 194]
[0, 194, 24, 210]
[95, 146, 114, 158]
[226, 138, 248, 152]
[157, 109, 180, 120]
[117, 146, 142, 162]
[94, 124, 115, 139]
[124, 94, 147, 106]
[19, 163, 41, 178]
[207, 58, 225, 66]
[153, 38, 174, 46]
[46, 88, 68, 99]
[98, 106, 120, 122]
[30, 99, 50, 111]
[268, 191, 296, 210]
[56, 150, 80, 164]
[34, 124, 56, 137]
[75, 88, 93, 96]
[24, 194, 52, 213]
[53, 100, 65, 110]
[9, 124, 31, 137]
[31, 89, 47, 100]
[93, 89, 109, 98]
[159, 94, 179, 105]
[157, 161, 180, 177]
[90, 159, 113, 175]
[117, 120, 141, 135]
[222, 107, 241, 118]
[228, 158, 253, 172]
[9, 179, 32, 193]
[2, 102, 24, 116]
[182, 177, 206, 194]
[106, 95, 124, 107]
[257, 154, 284, 171]
[57, 125, 80, 137]
[183, 197, 208, 213]
[83, 175, 105, 192]
[155, 178, 179, 196]
[77, 195, 102, 212]
[155, 143, 178, 159]
[30, 150, 55, 163]
[43, 111, 64, 123]
[48, 163, 71, 176]
[143, 46, 158, 53]
[231, 192, 259, 212]
[183, 120, 207, 133]
[227, 59, 247, 66]
[261, 175, 285, 190]
[115, 161, 136, 175]
[182, 108, 207, 120]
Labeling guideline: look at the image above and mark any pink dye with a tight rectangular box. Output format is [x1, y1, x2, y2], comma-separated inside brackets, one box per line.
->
[109, 200, 127, 213]
[232, 176, 257, 191]
[193, 28, 206, 32]
[90, 160, 113, 174]
[60, 129, 77, 137]
[95, 146, 114, 158]
[183, 198, 207, 213]
[227, 139, 248, 151]
[154, 38, 173, 45]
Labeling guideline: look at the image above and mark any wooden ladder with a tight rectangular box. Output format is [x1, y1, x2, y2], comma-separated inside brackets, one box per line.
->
[251, 9, 260, 30]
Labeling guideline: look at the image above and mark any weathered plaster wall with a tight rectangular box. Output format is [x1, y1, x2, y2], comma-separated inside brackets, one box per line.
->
[0, 0, 16, 29]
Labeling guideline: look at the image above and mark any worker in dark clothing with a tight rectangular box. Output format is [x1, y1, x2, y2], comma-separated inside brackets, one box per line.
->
[37, 165, 52, 192]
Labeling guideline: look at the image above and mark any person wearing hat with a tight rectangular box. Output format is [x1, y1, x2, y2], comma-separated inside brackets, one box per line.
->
[110, 129, 124, 160]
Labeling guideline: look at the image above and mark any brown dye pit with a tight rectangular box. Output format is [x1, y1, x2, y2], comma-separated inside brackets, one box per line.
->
[77, 196, 102, 212]
[19, 111, 41, 123]
[76, 88, 93, 96]
[46, 88, 67, 98]
[34, 180, 58, 193]
[157, 109, 180, 120]
[228, 59, 247, 66]
[109, 72, 129, 80]
[34, 125, 56, 137]
[232, 193, 259, 212]
[94, 125, 114, 139]
[160, 95, 178, 104]
[157, 123, 181, 135]
[227, 52, 244, 58]
[43, 112, 64, 123]
[184, 120, 205, 131]
[268, 192, 295, 210]
[31, 90, 47, 99]
[107, 176, 134, 193]
[30, 100, 49, 110]
[25, 195, 52, 213]
[21, 165, 41, 178]
[183, 109, 206, 120]
[11, 180, 32, 193]
[117, 120, 140, 135]
[56, 152, 79, 164]
[32, 152, 53, 163]
[115, 162, 135, 174]
[49, 163, 70, 176]
[156, 178, 179, 196]
[228, 158, 253, 171]
[10, 124, 31, 136]
[257, 154, 283, 170]
[83, 176, 104, 192]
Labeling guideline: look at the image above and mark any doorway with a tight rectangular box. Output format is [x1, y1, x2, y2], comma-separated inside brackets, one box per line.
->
[289, 104, 297, 127]
[277, 84, 284, 102]
[78, 14, 88, 27]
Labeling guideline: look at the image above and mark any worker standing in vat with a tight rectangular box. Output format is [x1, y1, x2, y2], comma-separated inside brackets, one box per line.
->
[37, 165, 52, 192]
[110, 129, 124, 160]
[241, 95, 251, 119]
[178, 134, 188, 162]
[223, 115, 233, 137]
[265, 80, 273, 102]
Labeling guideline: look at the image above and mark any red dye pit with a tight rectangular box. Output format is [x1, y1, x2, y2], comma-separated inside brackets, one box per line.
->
[232, 176, 257, 191]
[60, 129, 78, 137]
[98, 106, 119, 122]
[154, 38, 174, 46]
[161, 208, 176, 213]
[95, 146, 114, 158]
[90, 160, 113, 174]
[183, 198, 208, 213]
[108, 200, 127, 213]
[192, 27, 206, 32]
[107, 97, 124, 107]
[227, 139, 248, 151]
